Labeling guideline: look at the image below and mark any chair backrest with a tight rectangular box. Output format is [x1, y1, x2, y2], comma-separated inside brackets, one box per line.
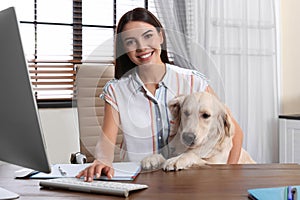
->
[75, 64, 122, 163]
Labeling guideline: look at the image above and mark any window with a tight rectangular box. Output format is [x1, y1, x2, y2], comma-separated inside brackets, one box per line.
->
[1, 0, 156, 107]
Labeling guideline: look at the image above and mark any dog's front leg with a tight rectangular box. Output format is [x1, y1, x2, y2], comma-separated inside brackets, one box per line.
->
[163, 152, 207, 171]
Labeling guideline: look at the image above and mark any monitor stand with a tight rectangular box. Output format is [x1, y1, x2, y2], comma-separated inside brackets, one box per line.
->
[0, 187, 19, 200]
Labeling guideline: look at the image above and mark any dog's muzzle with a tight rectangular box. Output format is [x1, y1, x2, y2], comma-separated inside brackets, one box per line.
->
[182, 132, 196, 146]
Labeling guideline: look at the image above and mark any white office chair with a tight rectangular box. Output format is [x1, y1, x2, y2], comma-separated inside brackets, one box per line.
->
[75, 64, 122, 163]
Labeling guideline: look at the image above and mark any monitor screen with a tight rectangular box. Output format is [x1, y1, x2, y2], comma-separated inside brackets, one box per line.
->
[0, 7, 51, 173]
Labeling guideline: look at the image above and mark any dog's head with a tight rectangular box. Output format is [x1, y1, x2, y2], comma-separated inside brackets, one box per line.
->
[168, 92, 234, 152]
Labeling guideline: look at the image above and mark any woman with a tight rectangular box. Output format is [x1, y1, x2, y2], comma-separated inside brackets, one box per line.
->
[76, 7, 243, 182]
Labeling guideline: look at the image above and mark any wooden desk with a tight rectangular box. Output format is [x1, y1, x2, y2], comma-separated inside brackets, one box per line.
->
[1, 163, 300, 199]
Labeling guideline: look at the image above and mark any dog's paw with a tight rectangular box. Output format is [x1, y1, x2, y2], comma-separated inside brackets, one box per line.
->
[141, 154, 166, 170]
[163, 155, 188, 171]
[163, 153, 207, 171]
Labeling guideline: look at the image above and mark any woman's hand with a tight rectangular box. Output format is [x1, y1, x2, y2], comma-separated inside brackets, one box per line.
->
[75, 159, 114, 182]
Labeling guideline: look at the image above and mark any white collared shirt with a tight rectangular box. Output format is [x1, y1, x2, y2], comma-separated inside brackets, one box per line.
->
[100, 63, 208, 162]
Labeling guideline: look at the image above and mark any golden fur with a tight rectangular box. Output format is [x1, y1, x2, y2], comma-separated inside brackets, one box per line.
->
[141, 92, 255, 171]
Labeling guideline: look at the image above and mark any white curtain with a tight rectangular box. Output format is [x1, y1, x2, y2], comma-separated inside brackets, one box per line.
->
[154, 0, 279, 163]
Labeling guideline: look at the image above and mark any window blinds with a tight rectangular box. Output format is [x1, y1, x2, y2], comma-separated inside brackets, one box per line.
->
[15, 0, 154, 103]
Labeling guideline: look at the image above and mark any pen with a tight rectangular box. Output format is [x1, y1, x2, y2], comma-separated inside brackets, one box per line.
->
[58, 166, 67, 176]
[292, 187, 297, 200]
[287, 186, 295, 200]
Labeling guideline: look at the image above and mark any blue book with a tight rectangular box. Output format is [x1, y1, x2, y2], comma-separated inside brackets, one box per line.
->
[248, 186, 299, 200]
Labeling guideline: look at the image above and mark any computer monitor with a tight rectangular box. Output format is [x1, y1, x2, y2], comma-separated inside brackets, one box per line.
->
[0, 7, 51, 173]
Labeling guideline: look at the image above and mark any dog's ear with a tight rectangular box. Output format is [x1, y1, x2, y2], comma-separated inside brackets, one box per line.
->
[168, 95, 185, 139]
[168, 95, 185, 118]
[223, 111, 234, 137]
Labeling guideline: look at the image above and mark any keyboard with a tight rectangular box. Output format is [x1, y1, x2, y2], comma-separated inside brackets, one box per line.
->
[39, 178, 148, 197]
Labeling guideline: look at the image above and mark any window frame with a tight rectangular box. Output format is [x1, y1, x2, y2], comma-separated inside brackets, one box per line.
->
[19, 0, 150, 108]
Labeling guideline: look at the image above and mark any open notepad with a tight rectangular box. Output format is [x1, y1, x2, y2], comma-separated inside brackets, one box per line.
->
[29, 162, 141, 181]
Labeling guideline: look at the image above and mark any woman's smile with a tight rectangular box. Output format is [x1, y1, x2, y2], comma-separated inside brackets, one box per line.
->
[136, 51, 154, 62]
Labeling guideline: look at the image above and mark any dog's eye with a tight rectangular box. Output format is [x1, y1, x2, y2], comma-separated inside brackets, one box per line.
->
[184, 110, 190, 117]
[202, 113, 211, 119]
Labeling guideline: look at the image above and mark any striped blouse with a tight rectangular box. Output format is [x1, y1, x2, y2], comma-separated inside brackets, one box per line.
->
[100, 63, 208, 162]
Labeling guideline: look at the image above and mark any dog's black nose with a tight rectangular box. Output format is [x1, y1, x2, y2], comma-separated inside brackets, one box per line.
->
[182, 132, 196, 146]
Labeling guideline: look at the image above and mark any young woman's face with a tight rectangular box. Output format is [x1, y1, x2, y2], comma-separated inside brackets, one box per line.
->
[121, 21, 164, 66]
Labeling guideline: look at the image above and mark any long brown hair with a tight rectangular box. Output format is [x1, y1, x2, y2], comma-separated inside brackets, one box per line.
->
[114, 7, 171, 79]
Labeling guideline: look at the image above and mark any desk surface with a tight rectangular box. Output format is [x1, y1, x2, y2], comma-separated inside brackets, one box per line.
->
[1, 163, 300, 200]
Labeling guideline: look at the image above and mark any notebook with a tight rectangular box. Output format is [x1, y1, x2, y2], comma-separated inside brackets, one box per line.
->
[28, 162, 141, 181]
[248, 185, 299, 200]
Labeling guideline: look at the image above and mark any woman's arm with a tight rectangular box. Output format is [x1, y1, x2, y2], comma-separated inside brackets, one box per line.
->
[205, 86, 243, 164]
[76, 102, 120, 181]
[95, 102, 120, 163]
[226, 115, 243, 164]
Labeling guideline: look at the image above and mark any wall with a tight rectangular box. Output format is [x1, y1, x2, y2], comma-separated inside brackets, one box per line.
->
[38, 108, 80, 164]
[280, 0, 300, 114]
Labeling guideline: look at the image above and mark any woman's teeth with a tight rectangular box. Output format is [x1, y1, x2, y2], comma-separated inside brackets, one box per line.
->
[140, 52, 152, 59]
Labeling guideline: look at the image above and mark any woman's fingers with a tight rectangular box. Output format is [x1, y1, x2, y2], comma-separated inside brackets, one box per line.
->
[75, 160, 113, 182]
[101, 166, 115, 179]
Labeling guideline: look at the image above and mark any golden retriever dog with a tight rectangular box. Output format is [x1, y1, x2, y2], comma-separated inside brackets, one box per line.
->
[141, 92, 255, 171]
